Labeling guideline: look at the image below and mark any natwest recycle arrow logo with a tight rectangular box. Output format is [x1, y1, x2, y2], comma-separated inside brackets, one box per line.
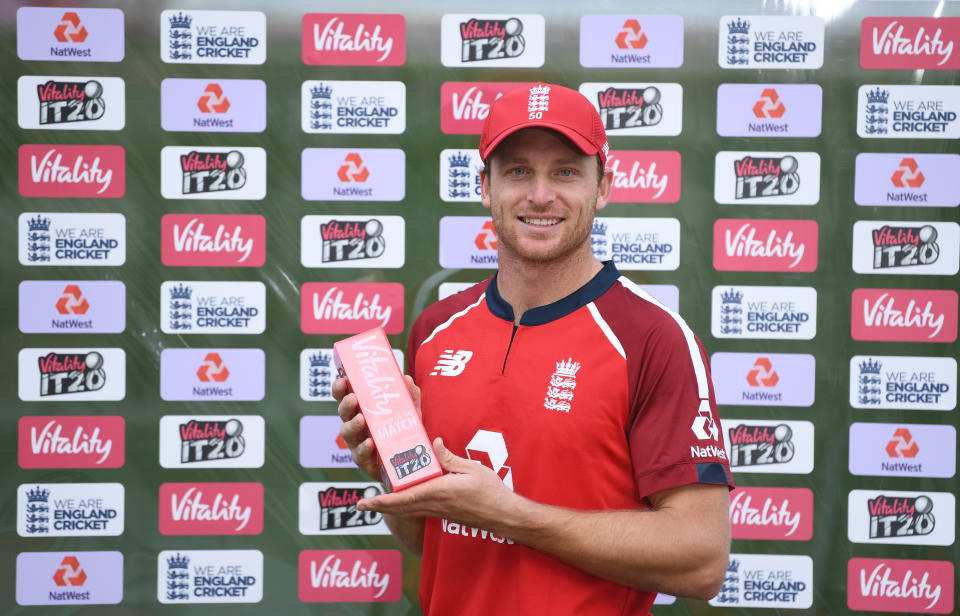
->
[474, 220, 498, 250]
[55, 285, 90, 315]
[337, 153, 370, 182]
[752, 88, 786, 118]
[196, 352, 230, 382]
[53, 555, 87, 586]
[886, 428, 920, 458]
[53, 12, 88, 43]
[197, 83, 230, 114]
[891, 157, 925, 188]
[690, 400, 719, 441]
[615, 19, 648, 49]
[746, 357, 779, 387]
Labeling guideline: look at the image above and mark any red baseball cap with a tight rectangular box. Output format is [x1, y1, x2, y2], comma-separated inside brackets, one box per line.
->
[479, 82, 610, 167]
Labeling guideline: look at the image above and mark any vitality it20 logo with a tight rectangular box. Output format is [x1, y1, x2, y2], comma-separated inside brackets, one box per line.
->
[161, 147, 266, 200]
[580, 83, 682, 136]
[19, 348, 125, 402]
[301, 216, 404, 268]
[160, 415, 265, 469]
[441, 14, 544, 67]
[715, 152, 820, 205]
[18, 76, 125, 130]
[722, 419, 814, 474]
[852, 221, 959, 275]
[299, 483, 389, 535]
[848, 490, 956, 546]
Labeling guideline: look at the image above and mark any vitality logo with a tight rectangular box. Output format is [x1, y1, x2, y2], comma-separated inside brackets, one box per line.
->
[861, 17, 960, 70]
[19, 145, 125, 198]
[868, 494, 935, 538]
[734, 155, 799, 199]
[729, 423, 795, 468]
[459, 17, 526, 62]
[442, 14, 544, 67]
[35, 79, 104, 125]
[180, 150, 246, 194]
[37, 352, 106, 397]
[179, 419, 245, 464]
[871, 225, 940, 269]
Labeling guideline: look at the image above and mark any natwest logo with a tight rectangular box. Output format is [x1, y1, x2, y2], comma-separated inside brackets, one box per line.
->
[440, 82, 527, 134]
[19, 416, 124, 468]
[848, 558, 954, 613]
[891, 157, 925, 187]
[196, 83, 229, 113]
[301, 282, 404, 334]
[615, 19, 648, 49]
[302, 14, 405, 66]
[19, 145, 124, 198]
[730, 487, 813, 540]
[852, 289, 958, 342]
[161, 214, 265, 267]
[753, 88, 785, 118]
[861, 18, 960, 70]
[158, 482, 263, 535]
[607, 150, 681, 203]
[54, 12, 87, 43]
[298, 550, 402, 602]
[714, 219, 818, 272]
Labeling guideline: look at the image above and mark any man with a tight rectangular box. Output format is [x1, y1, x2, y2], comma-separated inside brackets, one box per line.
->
[335, 83, 733, 615]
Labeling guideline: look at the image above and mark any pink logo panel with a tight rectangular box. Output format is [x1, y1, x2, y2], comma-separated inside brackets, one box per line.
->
[158, 482, 263, 535]
[730, 487, 813, 540]
[161, 214, 266, 267]
[714, 219, 818, 272]
[848, 558, 953, 613]
[607, 150, 681, 203]
[18, 416, 124, 468]
[19, 144, 125, 198]
[440, 82, 528, 134]
[852, 289, 958, 342]
[301, 282, 404, 334]
[861, 18, 960, 70]
[299, 550, 402, 602]
[302, 14, 405, 65]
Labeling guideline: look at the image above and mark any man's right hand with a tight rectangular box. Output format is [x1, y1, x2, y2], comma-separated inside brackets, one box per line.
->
[333, 376, 382, 482]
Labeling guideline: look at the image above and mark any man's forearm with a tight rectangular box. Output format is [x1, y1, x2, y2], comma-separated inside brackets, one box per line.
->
[384, 513, 426, 556]
[491, 484, 730, 599]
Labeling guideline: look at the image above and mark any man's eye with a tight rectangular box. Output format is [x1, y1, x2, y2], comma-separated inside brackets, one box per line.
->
[509, 168, 526, 176]
[558, 168, 575, 177]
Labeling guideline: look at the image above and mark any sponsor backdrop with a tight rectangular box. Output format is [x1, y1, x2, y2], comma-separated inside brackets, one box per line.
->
[3, 1, 957, 614]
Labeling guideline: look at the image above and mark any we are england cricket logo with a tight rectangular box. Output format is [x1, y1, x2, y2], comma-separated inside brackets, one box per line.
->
[18, 483, 123, 537]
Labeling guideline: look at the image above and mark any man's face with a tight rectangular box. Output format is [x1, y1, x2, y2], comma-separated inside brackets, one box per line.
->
[480, 128, 612, 266]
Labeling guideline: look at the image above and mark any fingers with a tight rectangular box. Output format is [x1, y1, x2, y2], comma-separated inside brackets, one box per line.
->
[433, 437, 479, 474]
[336, 390, 359, 423]
[403, 375, 422, 415]
[331, 376, 349, 402]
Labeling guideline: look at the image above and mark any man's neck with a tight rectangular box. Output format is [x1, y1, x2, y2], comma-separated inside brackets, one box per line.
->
[495, 249, 604, 324]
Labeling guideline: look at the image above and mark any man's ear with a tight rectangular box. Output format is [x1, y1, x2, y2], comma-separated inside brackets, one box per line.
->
[479, 167, 492, 210]
[595, 168, 613, 211]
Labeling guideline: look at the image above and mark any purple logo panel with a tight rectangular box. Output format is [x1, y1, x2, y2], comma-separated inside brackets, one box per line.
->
[300, 416, 356, 468]
[161, 78, 266, 132]
[716, 84, 822, 137]
[710, 352, 815, 406]
[17, 8, 125, 62]
[160, 348, 265, 401]
[849, 422, 956, 478]
[301, 148, 405, 201]
[19, 281, 125, 333]
[580, 15, 683, 68]
[16, 551, 123, 605]
[854, 153, 960, 207]
[439, 216, 498, 269]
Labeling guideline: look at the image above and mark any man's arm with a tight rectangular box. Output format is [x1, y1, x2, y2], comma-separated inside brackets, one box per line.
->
[333, 376, 426, 556]
[358, 438, 730, 599]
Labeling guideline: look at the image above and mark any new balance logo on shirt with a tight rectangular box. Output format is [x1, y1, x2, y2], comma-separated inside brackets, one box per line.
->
[430, 350, 473, 376]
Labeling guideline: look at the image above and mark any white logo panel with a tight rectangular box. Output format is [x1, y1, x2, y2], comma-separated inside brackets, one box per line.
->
[160, 416, 265, 469]
[161, 146, 266, 200]
[301, 215, 404, 268]
[299, 482, 391, 535]
[852, 221, 959, 275]
[850, 356, 956, 411]
[848, 490, 955, 546]
[19, 348, 125, 401]
[157, 549, 263, 603]
[722, 419, 814, 474]
[160, 281, 265, 334]
[715, 151, 820, 205]
[18, 483, 124, 537]
[301, 81, 405, 134]
[441, 14, 545, 67]
[300, 348, 403, 401]
[708, 554, 813, 608]
[719, 16, 824, 69]
[439, 149, 484, 202]
[590, 217, 680, 271]
[19, 213, 125, 266]
[711, 286, 817, 340]
[579, 83, 682, 136]
[161, 10, 266, 65]
[858, 85, 960, 139]
[18, 76, 125, 130]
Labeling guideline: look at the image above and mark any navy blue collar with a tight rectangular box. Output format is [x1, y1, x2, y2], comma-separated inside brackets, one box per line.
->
[486, 261, 620, 325]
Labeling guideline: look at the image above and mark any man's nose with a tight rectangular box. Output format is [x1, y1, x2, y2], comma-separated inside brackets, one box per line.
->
[526, 174, 555, 205]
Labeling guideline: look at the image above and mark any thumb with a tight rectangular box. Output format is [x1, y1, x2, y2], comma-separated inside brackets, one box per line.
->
[433, 437, 478, 474]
